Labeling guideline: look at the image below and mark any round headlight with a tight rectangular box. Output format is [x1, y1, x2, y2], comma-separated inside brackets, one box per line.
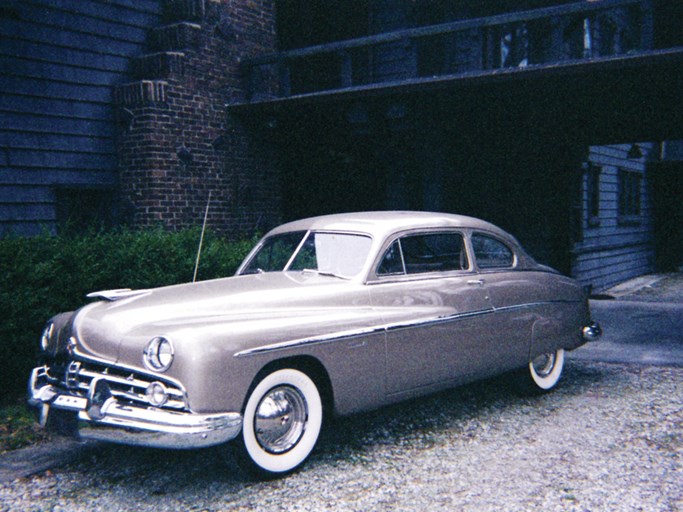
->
[40, 322, 54, 352]
[143, 336, 174, 372]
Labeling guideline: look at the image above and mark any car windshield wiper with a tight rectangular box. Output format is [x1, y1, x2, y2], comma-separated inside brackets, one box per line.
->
[301, 268, 349, 280]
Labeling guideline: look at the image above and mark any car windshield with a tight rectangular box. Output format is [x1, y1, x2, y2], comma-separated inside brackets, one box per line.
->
[240, 231, 372, 279]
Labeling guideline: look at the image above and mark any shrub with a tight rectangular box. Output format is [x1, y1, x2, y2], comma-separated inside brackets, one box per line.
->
[0, 228, 255, 405]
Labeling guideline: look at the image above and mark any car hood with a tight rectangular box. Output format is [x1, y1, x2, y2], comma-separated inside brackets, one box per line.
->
[71, 272, 376, 364]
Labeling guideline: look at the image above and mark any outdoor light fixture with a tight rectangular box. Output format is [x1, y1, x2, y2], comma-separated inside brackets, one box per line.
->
[627, 144, 643, 159]
[118, 107, 135, 131]
[211, 134, 226, 149]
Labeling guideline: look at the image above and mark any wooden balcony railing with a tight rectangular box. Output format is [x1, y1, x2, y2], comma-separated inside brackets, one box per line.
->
[241, 0, 653, 101]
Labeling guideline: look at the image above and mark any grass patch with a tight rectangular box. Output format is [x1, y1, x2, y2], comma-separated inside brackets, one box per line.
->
[0, 402, 50, 454]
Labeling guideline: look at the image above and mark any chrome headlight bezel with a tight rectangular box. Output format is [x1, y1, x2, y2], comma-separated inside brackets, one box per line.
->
[40, 322, 55, 352]
[143, 336, 174, 372]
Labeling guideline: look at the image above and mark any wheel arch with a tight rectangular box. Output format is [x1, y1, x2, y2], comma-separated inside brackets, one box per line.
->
[244, 355, 335, 420]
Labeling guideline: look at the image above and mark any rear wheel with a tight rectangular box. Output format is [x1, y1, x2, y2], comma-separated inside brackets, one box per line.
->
[235, 368, 323, 477]
[527, 348, 565, 391]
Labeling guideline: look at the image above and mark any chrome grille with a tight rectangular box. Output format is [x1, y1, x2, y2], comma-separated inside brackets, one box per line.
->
[39, 359, 187, 411]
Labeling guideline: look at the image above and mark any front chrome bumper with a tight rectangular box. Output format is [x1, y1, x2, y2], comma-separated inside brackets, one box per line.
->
[29, 367, 242, 449]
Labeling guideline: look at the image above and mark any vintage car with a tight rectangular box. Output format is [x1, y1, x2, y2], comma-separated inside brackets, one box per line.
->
[29, 211, 601, 476]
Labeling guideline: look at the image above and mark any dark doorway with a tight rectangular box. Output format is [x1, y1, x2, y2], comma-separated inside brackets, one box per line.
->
[651, 162, 683, 271]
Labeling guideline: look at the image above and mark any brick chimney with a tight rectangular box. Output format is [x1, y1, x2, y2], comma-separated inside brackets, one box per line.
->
[115, 0, 280, 236]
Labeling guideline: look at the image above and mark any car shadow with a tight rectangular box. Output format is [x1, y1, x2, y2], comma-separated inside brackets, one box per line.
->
[52, 359, 609, 492]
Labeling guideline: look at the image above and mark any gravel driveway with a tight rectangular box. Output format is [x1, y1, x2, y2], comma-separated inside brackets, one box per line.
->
[1, 359, 681, 511]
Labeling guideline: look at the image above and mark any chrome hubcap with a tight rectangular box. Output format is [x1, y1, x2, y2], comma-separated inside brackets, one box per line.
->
[254, 385, 307, 454]
[532, 352, 556, 378]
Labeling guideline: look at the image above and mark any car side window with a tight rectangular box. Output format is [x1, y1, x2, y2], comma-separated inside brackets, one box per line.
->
[471, 234, 514, 269]
[242, 231, 306, 274]
[377, 233, 468, 276]
[377, 240, 404, 275]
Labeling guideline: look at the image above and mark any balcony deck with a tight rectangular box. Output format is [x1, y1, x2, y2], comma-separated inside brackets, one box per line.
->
[240, 0, 652, 100]
[231, 0, 683, 144]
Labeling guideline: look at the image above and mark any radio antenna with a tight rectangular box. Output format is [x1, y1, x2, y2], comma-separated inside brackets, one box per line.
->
[193, 191, 212, 283]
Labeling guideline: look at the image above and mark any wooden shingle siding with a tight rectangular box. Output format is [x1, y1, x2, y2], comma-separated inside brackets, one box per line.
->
[0, 169, 116, 186]
[0, 0, 161, 236]
[572, 143, 656, 291]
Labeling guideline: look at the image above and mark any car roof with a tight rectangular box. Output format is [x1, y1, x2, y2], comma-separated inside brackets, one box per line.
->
[267, 211, 513, 241]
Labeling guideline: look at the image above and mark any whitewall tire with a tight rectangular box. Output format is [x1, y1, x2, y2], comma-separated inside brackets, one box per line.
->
[237, 368, 323, 477]
[528, 348, 565, 391]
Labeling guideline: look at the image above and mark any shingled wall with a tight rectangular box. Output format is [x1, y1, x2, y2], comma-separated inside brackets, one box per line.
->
[0, 0, 162, 236]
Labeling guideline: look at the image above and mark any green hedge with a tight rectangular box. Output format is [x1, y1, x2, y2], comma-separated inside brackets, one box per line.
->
[0, 228, 255, 405]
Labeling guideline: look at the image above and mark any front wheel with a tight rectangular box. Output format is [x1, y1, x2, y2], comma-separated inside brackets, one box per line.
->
[235, 368, 323, 477]
[527, 348, 565, 391]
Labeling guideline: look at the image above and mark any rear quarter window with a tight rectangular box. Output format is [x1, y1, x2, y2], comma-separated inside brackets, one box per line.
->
[471, 234, 514, 269]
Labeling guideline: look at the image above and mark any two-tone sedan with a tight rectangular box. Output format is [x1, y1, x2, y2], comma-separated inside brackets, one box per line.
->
[29, 211, 601, 476]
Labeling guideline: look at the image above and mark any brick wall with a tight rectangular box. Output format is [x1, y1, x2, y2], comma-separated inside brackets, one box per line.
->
[115, 0, 280, 237]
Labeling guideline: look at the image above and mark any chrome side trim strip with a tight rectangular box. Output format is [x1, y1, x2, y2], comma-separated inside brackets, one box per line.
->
[234, 325, 387, 357]
[234, 300, 580, 358]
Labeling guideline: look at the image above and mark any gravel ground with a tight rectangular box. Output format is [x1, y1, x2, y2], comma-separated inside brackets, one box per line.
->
[1, 359, 681, 512]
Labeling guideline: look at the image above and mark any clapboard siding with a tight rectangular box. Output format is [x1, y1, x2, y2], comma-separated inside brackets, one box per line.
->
[2, 39, 130, 73]
[29, 0, 160, 26]
[1, 55, 125, 86]
[0, 112, 114, 138]
[0, 169, 117, 186]
[0, 0, 162, 236]
[7, 150, 117, 170]
[1, 132, 113, 155]
[0, 185, 53, 203]
[0, 21, 147, 56]
[572, 143, 656, 290]
[1, 76, 112, 105]
[12, 2, 152, 43]
[0, 94, 111, 119]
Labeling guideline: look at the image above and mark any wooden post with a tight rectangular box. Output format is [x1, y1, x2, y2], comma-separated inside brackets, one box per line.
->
[339, 50, 353, 87]
[639, 0, 654, 50]
[278, 59, 291, 97]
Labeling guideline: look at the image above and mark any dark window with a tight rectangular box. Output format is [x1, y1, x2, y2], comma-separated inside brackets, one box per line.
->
[618, 169, 642, 218]
[55, 188, 114, 233]
[377, 233, 468, 276]
[472, 234, 514, 269]
[586, 164, 601, 225]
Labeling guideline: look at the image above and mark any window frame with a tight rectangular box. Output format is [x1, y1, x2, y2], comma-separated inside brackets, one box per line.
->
[470, 232, 517, 271]
[371, 229, 472, 282]
[586, 163, 601, 228]
[617, 168, 642, 225]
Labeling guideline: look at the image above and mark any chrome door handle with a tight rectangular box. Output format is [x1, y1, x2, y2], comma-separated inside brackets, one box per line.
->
[467, 279, 485, 286]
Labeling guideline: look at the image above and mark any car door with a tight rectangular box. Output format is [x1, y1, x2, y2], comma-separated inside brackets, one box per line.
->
[368, 231, 494, 397]
[468, 232, 535, 371]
